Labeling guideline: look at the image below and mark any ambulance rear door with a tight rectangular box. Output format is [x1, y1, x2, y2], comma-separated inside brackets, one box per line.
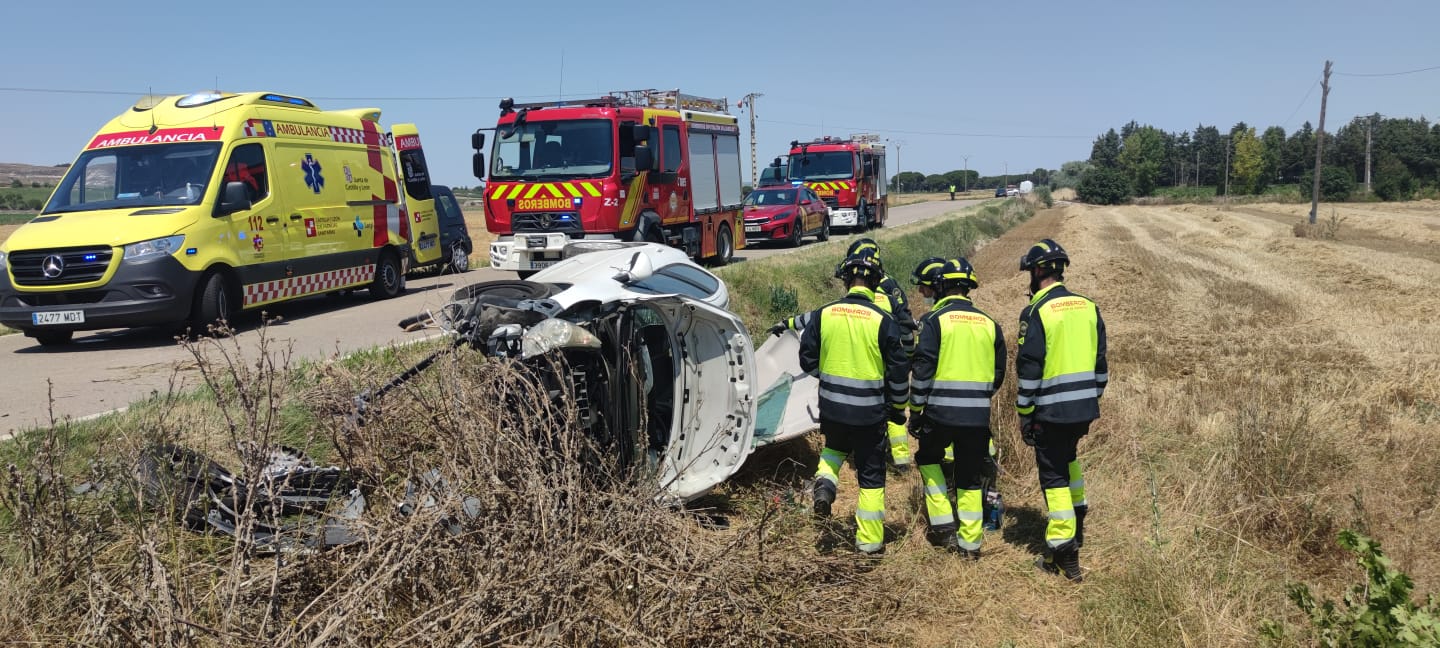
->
[391, 124, 441, 266]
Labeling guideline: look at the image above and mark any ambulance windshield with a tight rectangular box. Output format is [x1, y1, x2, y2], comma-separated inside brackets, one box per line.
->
[490, 119, 613, 180]
[45, 142, 222, 214]
[787, 151, 853, 181]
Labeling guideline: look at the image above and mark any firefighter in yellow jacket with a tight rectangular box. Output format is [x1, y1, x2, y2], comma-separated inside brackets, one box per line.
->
[909, 257, 1005, 558]
[798, 253, 909, 555]
[1016, 239, 1108, 582]
[771, 239, 916, 473]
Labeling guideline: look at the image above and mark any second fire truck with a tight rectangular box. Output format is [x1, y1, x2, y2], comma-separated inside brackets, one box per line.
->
[787, 134, 889, 231]
[473, 89, 746, 276]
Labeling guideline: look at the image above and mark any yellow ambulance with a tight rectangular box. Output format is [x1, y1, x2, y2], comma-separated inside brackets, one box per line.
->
[0, 91, 441, 345]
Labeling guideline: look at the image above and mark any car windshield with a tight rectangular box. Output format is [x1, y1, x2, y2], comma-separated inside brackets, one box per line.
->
[788, 151, 853, 181]
[44, 142, 222, 214]
[627, 264, 720, 301]
[743, 188, 795, 206]
[490, 119, 613, 180]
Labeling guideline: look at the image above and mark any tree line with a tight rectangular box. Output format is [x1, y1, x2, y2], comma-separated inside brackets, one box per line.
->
[889, 168, 1054, 193]
[1076, 116, 1440, 204]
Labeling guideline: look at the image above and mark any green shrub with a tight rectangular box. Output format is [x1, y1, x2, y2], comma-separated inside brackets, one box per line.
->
[1035, 185, 1054, 208]
[1300, 167, 1355, 202]
[1264, 530, 1440, 646]
[1076, 167, 1133, 205]
[1373, 160, 1416, 202]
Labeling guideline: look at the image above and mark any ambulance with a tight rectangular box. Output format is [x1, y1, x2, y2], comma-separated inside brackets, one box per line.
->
[0, 91, 440, 345]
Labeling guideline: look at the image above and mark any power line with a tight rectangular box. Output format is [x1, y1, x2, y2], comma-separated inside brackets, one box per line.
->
[1335, 64, 1440, 77]
[1282, 76, 1321, 129]
[756, 118, 1089, 139]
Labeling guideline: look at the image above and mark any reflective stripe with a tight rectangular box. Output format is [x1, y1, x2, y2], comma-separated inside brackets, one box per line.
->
[924, 484, 947, 496]
[1035, 388, 1100, 406]
[1017, 394, 1035, 406]
[1095, 372, 1109, 383]
[910, 378, 934, 391]
[926, 396, 992, 408]
[1018, 378, 1041, 390]
[956, 510, 983, 521]
[823, 374, 884, 389]
[816, 472, 838, 485]
[818, 388, 885, 408]
[888, 380, 910, 392]
[1048, 509, 1077, 520]
[911, 395, 928, 407]
[857, 509, 885, 521]
[958, 538, 981, 551]
[934, 380, 994, 391]
[1070, 478, 1085, 489]
[1040, 371, 1095, 388]
[928, 514, 955, 525]
[858, 542, 884, 553]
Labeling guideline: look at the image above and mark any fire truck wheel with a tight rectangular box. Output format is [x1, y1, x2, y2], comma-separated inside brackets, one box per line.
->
[370, 251, 405, 300]
[711, 227, 733, 266]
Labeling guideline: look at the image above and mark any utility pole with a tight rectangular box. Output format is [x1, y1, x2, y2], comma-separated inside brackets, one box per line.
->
[1223, 134, 1231, 197]
[738, 93, 763, 185]
[1309, 60, 1332, 225]
[1364, 115, 1373, 193]
[962, 155, 970, 191]
[893, 140, 905, 191]
[1195, 149, 1200, 186]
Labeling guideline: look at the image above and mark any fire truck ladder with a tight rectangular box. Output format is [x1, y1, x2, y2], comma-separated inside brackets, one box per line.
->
[611, 89, 731, 114]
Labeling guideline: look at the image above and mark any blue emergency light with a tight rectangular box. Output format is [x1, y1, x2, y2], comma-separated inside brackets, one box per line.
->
[83, 254, 98, 262]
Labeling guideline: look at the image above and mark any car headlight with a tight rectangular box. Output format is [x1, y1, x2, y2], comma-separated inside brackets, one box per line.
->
[123, 235, 186, 264]
[776, 211, 793, 221]
[521, 318, 602, 359]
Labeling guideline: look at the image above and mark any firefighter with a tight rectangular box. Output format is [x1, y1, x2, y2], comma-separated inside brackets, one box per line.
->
[909, 257, 1005, 558]
[769, 239, 917, 473]
[1016, 239, 1108, 582]
[798, 253, 909, 556]
[949, 184, 956, 201]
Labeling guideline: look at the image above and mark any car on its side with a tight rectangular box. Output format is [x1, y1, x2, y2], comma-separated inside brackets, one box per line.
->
[741, 185, 830, 247]
[433, 242, 754, 502]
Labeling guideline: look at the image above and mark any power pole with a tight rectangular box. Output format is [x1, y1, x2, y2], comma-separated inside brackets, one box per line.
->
[1364, 116, 1373, 193]
[1309, 60, 1332, 225]
[1223, 134, 1231, 197]
[962, 155, 970, 191]
[738, 93, 763, 185]
[1195, 149, 1200, 186]
[893, 140, 905, 191]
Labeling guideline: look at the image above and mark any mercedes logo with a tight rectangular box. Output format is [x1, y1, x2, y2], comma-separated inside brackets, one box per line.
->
[41, 254, 64, 279]
[538, 213, 555, 230]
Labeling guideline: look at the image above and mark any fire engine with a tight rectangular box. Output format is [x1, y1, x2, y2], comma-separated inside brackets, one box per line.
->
[473, 89, 746, 276]
[787, 134, 889, 231]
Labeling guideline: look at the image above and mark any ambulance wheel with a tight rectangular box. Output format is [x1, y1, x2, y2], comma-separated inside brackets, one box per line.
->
[447, 242, 471, 273]
[190, 271, 234, 337]
[370, 252, 405, 300]
[709, 227, 733, 266]
[32, 330, 74, 346]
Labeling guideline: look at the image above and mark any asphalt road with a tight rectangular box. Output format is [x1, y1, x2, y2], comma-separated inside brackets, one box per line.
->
[0, 198, 982, 434]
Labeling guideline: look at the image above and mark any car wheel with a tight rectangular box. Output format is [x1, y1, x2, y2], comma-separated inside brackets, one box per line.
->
[190, 271, 234, 336]
[448, 241, 471, 273]
[817, 217, 831, 242]
[32, 330, 74, 346]
[788, 220, 804, 247]
[369, 250, 405, 300]
[711, 227, 733, 266]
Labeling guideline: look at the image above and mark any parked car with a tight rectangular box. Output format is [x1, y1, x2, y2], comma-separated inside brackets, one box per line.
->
[429, 242, 754, 501]
[741, 185, 830, 247]
[995, 186, 1007, 198]
[415, 185, 473, 273]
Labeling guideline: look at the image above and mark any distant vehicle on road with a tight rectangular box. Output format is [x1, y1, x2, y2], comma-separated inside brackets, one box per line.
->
[995, 186, 1007, 198]
[1006, 185, 1020, 197]
[419, 185, 473, 274]
[742, 185, 830, 247]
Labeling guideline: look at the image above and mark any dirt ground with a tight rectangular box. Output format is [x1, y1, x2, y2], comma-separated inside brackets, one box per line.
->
[784, 199, 1440, 646]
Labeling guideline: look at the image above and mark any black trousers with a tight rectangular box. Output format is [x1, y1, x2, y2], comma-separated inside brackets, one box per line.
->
[1033, 421, 1089, 490]
[820, 419, 888, 490]
[916, 425, 989, 492]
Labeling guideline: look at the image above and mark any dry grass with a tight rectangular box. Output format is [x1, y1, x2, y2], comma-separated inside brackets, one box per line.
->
[0, 324, 13, 336]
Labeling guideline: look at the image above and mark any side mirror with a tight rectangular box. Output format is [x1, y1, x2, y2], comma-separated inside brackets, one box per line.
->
[472, 153, 486, 180]
[613, 250, 656, 284]
[471, 132, 486, 149]
[770, 157, 782, 168]
[217, 181, 252, 215]
[800, 199, 812, 205]
[634, 145, 654, 172]
[632, 124, 653, 144]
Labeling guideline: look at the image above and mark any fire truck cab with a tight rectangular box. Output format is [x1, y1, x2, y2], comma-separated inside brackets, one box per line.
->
[476, 90, 746, 276]
[787, 134, 888, 231]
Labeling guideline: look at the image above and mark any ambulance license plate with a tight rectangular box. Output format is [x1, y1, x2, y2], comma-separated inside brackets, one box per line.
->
[33, 310, 84, 326]
[745, 226, 761, 234]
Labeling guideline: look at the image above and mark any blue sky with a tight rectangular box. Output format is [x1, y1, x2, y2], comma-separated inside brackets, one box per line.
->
[3, 0, 1438, 186]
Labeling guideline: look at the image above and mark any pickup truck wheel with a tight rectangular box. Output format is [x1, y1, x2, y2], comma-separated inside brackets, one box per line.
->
[369, 251, 405, 300]
[190, 271, 234, 336]
[448, 241, 471, 273]
[32, 330, 74, 346]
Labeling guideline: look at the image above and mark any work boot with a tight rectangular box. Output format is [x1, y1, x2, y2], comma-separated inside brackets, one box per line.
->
[1037, 551, 1083, 582]
[959, 548, 981, 561]
[932, 532, 962, 554]
[812, 481, 835, 520]
[1074, 505, 1088, 548]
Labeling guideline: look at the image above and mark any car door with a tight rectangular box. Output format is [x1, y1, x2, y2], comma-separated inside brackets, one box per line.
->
[640, 296, 757, 501]
[801, 187, 822, 234]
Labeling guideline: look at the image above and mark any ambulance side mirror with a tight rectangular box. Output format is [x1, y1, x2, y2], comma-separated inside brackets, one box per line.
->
[633, 145, 654, 172]
[217, 182, 252, 215]
[471, 132, 486, 150]
[472, 153, 486, 181]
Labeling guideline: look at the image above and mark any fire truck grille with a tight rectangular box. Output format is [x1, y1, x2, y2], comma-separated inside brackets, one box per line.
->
[512, 213, 584, 235]
[8, 247, 114, 286]
[821, 196, 840, 210]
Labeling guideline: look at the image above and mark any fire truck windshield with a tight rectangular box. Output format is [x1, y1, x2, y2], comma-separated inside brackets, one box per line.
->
[788, 151, 853, 181]
[490, 119, 613, 180]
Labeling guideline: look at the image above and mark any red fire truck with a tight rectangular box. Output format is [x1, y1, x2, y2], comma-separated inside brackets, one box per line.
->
[787, 134, 889, 231]
[473, 89, 746, 276]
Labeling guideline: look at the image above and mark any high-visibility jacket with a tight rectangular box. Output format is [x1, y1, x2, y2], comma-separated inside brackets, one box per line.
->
[799, 287, 909, 426]
[1015, 282, 1108, 423]
[786, 273, 915, 353]
[912, 294, 1005, 427]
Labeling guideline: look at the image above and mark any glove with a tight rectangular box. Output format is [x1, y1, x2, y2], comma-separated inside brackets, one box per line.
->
[888, 407, 907, 426]
[907, 412, 930, 439]
[1019, 415, 1042, 447]
[768, 321, 788, 337]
